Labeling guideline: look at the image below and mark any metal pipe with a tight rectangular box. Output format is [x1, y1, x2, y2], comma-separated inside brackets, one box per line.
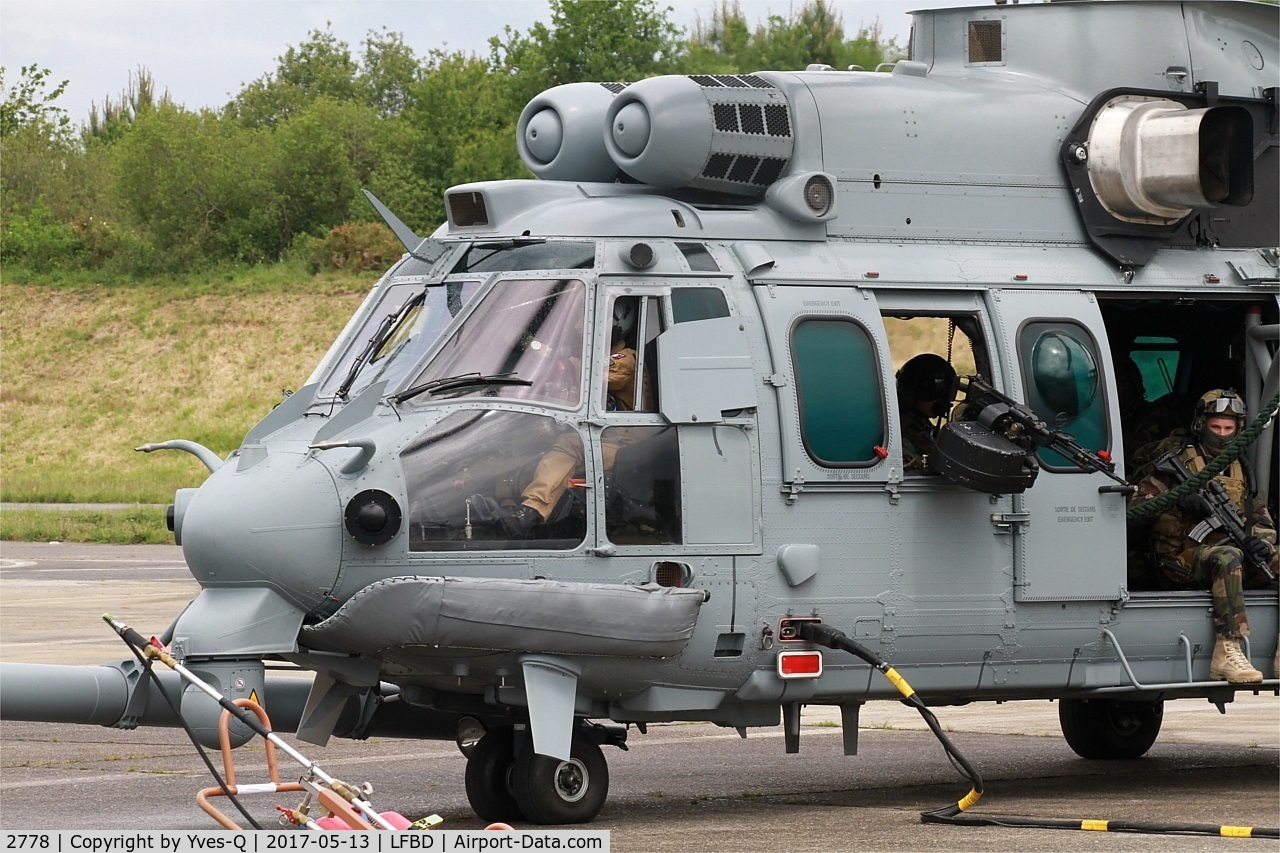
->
[1, 662, 132, 725]
[135, 440, 224, 472]
[0, 662, 467, 743]
[1245, 318, 1278, 501]
[0, 662, 309, 730]
[1099, 628, 1278, 692]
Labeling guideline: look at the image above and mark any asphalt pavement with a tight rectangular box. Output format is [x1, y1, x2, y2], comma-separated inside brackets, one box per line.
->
[1, 541, 1277, 851]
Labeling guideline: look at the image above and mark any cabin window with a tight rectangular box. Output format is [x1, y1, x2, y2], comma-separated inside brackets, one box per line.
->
[1018, 321, 1109, 468]
[402, 410, 587, 551]
[1129, 336, 1180, 401]
[671, 288, 730, 324]
[791, 318, 884, 465]
[604, 425, 682, 546]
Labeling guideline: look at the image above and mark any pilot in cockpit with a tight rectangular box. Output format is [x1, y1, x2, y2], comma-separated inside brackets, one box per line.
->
[470, 323, 637, 538]
[510, 324, 636, 531]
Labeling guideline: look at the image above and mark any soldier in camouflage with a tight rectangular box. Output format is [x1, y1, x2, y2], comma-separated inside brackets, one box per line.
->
[1128, 389, 1279, 683]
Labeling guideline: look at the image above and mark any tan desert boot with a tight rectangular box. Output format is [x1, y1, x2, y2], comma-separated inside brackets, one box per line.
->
[1210, 637, 1263, 684]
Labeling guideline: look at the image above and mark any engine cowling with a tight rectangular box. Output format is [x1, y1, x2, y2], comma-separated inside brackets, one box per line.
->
[604, 74, 795, 196]
[518, 74, 797, 198]
[516, 82, 629, 182]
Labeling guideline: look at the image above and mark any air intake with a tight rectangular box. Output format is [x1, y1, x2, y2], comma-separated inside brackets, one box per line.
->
[967, 20, 1003, 63]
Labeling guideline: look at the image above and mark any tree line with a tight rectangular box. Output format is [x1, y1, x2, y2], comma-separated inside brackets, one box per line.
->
[0, 0, 899, 278]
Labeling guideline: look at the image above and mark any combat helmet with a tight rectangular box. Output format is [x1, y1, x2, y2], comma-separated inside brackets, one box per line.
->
[1192, 388, 1246, 454]
[897, 354, 958, 416]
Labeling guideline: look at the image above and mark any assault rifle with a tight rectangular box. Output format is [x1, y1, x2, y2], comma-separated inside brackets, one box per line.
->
[958, 376, 1131, 489]
[1153, 450, 1276, 581]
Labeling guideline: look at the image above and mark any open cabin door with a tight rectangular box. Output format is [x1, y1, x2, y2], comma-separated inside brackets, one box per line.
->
[656, 315, 761, 547]
[987, 290, 1127, 602]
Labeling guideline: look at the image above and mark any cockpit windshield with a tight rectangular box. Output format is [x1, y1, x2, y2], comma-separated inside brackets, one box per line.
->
[404, 278, 587, 407]
[451, 241, 596, 274]
[318, 280, 480, 400]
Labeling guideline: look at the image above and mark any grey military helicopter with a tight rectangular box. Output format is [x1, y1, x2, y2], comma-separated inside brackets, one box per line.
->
[3, 0, 1278, 827]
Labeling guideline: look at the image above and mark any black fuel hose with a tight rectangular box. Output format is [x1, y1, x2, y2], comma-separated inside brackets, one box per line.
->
[796, 620, 1279, 839]
[795, 621, 984, 816]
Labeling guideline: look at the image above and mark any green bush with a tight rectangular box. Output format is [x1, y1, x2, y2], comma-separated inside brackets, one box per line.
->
[305, 221, 402, 273]
[1, 204, 83, 268]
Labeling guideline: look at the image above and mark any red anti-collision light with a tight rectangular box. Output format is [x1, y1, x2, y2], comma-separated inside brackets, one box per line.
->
[777, 650, 823, 679]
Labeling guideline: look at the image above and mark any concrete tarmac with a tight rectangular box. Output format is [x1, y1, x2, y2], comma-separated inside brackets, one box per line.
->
[1, 542, 1277, 850]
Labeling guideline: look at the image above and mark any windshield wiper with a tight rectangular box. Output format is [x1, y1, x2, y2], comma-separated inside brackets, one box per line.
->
[333, 292, 426, 400]
[392, 372, 533, 404]
[453, 238, 547, 273]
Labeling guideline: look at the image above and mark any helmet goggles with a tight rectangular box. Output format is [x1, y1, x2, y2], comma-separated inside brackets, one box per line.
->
[1203, 394, 1246, 417]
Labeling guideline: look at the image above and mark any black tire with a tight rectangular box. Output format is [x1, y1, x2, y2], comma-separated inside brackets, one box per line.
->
[464, 727, 526, 822]
[510, 737, 609, 825]
[1059, 697, 1163, 760]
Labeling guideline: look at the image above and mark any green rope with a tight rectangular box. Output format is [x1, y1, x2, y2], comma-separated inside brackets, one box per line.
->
[1126, 392, 1280, 523]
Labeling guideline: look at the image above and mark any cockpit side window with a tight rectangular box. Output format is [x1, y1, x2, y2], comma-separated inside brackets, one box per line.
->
[602, 293, 679, 545]
[606, 295, 665, 414]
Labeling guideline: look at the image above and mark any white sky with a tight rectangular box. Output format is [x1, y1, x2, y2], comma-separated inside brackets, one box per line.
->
[1, 1, 985, 127]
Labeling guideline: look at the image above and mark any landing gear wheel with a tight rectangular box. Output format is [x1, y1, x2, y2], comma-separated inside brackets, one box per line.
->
[464, 727, 526, 822]
[511, 737, 609, 824]
[1059, 697, 1163, 759]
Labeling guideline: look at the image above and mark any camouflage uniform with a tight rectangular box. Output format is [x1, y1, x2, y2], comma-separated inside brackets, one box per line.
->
[1128, 436, 1279, 638]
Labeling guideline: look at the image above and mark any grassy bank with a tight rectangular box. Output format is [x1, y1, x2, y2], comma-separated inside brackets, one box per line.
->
[0, 506, 172, 544]
[1, 272, 370, 507]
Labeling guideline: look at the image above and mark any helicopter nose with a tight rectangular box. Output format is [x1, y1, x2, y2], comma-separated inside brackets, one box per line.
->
[181, 450, 342, 609]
